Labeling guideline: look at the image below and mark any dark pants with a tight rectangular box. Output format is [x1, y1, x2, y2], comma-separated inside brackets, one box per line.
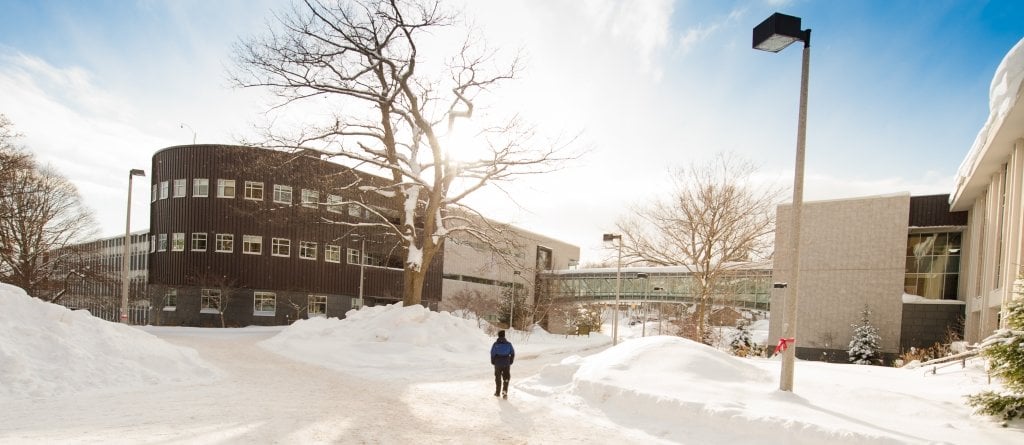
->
[494, 365, 510, 395]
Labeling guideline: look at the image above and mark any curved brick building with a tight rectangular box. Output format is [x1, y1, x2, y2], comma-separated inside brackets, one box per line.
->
[147, 144, 442, 326]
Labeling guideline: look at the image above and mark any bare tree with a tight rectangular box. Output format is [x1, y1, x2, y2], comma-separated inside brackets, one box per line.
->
[615, 153, 781, 342]
[0, 114, 34, 221]
[232, 0, 572, 306]
[188, 271, 243, 328]
[0, 160, 98, 300]
[445, 288, 499, 323]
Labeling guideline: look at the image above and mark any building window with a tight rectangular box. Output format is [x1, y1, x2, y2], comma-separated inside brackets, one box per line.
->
[217, 179, 236, 198]
[159, 181, 169, 200]
[201, 289, 221, 314]
[216, 234, 234, 253]
[347, 248, 361, 265]
[254, 292, 276, 316]
[273, 184, 293, 204]
[244, 181, 264, 201]
[150, 235, 156, 253]
[172, 233, 185, 251]
[163, 289, 177, 310]
[193, 178, 209, 197]
[192, 233, 208, 252]
[348, 204, 362, 218]
[325, 244, 341, 263]
[905, 231, 962, 300]
[157, 233, 168, 252]
[327, 194, 343, 213]
[243, 235, 263, 255]
[308, 295, 327, 317]
[300, 241, 317, 260]
[151, 184, 158, 202]
[301, 189, 319, 208]
[272, 238, 291, 257]
[173, 179, 186, 198]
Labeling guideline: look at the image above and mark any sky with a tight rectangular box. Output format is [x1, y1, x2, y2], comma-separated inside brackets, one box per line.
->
[1, 1, 1023, 264]
[2, 282, 1020, 443]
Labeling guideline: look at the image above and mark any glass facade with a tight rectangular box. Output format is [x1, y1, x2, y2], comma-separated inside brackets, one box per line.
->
[904, 231, 961, 300]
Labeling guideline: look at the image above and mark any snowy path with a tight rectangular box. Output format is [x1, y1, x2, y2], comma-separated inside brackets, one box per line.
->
[0, 327, 665, 444]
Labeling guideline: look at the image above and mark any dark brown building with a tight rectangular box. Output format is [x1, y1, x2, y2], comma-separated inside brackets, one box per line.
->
[147, 144, 442, 327]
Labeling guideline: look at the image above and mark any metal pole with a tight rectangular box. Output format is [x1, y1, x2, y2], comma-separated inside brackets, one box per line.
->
[642, 277, 648, 337]
[359, 238, 366, 304]
[780, 42, 810, 392]
[119, 172, 138, 324]
[612, 238, 622, 345]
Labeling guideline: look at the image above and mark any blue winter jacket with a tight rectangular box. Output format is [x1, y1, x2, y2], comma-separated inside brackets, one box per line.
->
[490, 338, 515, 367]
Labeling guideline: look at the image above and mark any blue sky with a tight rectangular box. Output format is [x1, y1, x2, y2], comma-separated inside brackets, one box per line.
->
[1, 0, 1022, 262]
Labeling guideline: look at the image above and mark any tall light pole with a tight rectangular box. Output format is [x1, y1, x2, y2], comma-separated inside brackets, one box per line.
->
[636, 272, 649, 337]
[511, 270, 522, 330]
[359, 237, 366, 305]
[120, 168, 146, 324]
[603, 233, 623, 345]
[753, 12, 811, 392]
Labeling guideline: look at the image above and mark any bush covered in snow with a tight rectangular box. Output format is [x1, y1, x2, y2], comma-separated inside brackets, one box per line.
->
[967, 299, 1024, 421]
[848, 305, 881, 365]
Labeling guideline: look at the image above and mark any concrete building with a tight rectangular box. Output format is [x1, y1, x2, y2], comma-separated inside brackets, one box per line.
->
[950, 37, 1024, 343]
[769, 194, 967, 362]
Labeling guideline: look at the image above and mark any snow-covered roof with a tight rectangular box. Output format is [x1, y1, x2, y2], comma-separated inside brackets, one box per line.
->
[950, 37, 1024, 211]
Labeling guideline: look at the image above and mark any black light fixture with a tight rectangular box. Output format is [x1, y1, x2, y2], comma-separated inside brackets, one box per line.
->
[753, 13, 810, 52]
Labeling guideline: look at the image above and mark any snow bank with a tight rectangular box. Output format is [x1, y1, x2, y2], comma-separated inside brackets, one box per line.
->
[0, 283, 220, 400]
[902, 292, 966, 304]
[260, 304, 494, 380]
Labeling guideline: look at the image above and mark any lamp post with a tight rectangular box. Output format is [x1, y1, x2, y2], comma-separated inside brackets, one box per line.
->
[753, 12, 811, 392]
[603, 233, 623, 345]
[636, 272, 649, 337]
[511, 270, 522, 330]
[359, 237, 366, 305]
[120, 168, 146, 324]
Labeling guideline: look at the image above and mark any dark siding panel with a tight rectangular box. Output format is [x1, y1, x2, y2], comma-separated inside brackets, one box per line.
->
[908, 194, 967, 227]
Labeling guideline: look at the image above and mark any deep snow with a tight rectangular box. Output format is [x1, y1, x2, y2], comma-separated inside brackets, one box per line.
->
[1, 283, 1021, 444]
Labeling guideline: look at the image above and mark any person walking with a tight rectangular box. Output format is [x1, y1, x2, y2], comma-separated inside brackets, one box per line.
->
[490, 330, 515, 399]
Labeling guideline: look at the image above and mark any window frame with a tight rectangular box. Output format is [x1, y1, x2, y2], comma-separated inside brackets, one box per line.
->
[217, 179, 236, 198]
[173, 179, 186, 198]
[325, 244, 341, 263]
[191, 233, 208, 252]
[193, 178, 209, 198]
[254, 291, 276, 316]
[215, 234, 234, 253]
[242, 235, 263, 255]
[271, 238, 291, 257]
[244, 181, 264, 201]
[301, 189, 319, 208]
[273, 184, 293, 204]
[171, 233, 185, 252]
[201, 289, 222, 314]
[157, 233, 168, 252]
[299, 241, 317, 260]
[159, 181, 169, 200]
[308, 295, 327, 317]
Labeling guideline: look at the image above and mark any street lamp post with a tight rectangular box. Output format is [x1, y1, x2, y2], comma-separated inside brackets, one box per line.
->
[636, 272, 649, 337]
[511, 270, 522, 330]
[120, 168, 146, 324]
[359, 237, 366, 305]
[753, 12, 811, 392]
[603, 233, 623, 345]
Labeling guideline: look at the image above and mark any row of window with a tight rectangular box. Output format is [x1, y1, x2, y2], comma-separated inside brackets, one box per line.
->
[150, 232, 385, 265]
[163, 289, 363, 315]
[151, 178, 370, 218]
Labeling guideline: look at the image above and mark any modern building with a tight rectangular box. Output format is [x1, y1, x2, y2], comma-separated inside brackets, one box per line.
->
[61, 144, 579, 328]
[769, 194, 967, 362]
[147, 144, 441, 326]
[440, 224, 580, 324]
[950, 37, 1024, 343]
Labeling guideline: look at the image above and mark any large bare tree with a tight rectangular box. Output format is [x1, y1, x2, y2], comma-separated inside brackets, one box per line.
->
[0, 162, 98, 300]
[233, 0, 569, 306]
[615, 153, 781, 341]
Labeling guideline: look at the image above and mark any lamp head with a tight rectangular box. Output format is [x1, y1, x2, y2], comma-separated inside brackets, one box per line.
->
[129, 169, 146, 177]
[753, 12, 809, 52]
[602, 233, 621, 242]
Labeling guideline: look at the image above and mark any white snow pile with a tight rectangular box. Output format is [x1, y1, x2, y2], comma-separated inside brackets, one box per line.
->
[259, 303, 610, 380]
[0, 283, 220, 400]
[517, 336, 1007, 445]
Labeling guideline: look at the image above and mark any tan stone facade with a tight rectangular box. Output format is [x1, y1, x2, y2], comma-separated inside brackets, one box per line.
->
[770, 194, 909, 357]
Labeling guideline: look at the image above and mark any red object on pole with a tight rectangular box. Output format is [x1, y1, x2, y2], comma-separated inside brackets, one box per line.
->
[773, 337, 795, 356]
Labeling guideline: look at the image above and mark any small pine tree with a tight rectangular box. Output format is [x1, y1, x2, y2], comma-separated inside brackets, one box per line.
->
[730, 319, 755, 356]
[848, 305, 881, 365]
[967, 299, 1024, 421]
